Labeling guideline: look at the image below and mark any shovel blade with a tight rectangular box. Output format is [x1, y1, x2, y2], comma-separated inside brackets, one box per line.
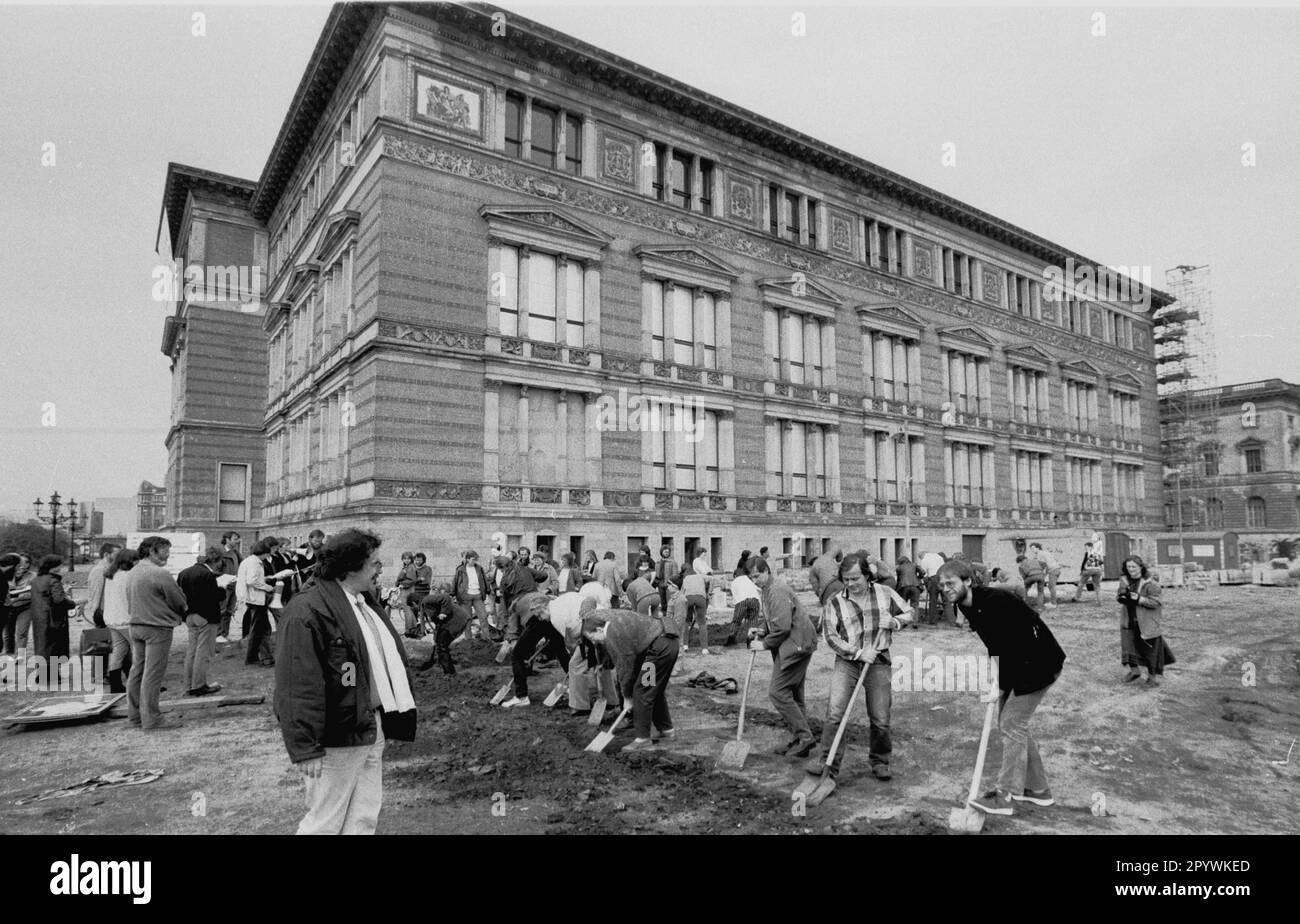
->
[489, 682, 511, 706]
[585, 730, 615, 753]
[587, 698, 607, 726]
[716, 740, 750, 770]
[543, 683, 566, 708]
[805, 775, 837, 807]
[494, 641, 513, 664]
[947, 806, 986, 834]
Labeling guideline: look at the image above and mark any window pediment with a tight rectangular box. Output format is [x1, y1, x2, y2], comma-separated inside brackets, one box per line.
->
[481, 206, 612, 262]
[937, 325, 995, 358]
[1109, 371, 1143, 394]
[1060, 358, 1103, 382]
[758, 275, 840, 320]
[1003, 343, 1054, 371]
[310, 210, 359, 264]
[857, 301, 925, 340]
[636, 245, 738, 293]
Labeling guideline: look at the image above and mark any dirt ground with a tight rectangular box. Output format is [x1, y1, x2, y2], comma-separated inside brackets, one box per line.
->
[1, 583, 1296, 835]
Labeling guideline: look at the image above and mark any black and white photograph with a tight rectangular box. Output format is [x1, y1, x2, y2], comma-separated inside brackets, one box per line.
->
[0, 0, 1295, 880]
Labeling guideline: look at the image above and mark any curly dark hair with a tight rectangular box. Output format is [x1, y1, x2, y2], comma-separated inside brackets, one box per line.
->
[37, 554, 64, 575]
[1119, 555, 1149, 580]
[317, 528, 382, 581]
[104, 548, 139, 580]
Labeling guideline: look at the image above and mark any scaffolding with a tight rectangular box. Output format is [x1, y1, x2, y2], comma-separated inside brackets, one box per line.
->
[1157, 265, 1221, 540]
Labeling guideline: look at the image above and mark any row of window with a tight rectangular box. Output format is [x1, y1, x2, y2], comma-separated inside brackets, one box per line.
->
[269, 244, 356, 395]
[1169, 496, 1287, 529]
[265, 390, 351, 502]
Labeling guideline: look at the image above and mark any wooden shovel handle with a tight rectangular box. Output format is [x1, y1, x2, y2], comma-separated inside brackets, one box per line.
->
[736, 649, 759, 742]
[966, 700, 998, 804]
[607, 703, 633, 734]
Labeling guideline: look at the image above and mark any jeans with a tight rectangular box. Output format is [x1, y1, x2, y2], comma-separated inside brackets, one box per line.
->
[684, 594, 708, 648]
[108, 627, 131, 672]
[1074, 569, 1103, 602]
[631, 634, 679, 739]
[219, 585, 237, 637]
[184, 615, 218, 691]
[457, 592, 488, 636]
[127, 624, 175, 729]
[769, 649, 814, 744]
[1045, 568, 1061, 605]
[924, 577, 944, 624]
[634, 594, 660, 617]
[14, 604, 39, 655]
[567, 644, 618, 710]
[296, 713, 385, 835]
[1, 604, 14, 653]
[807, 655, 892, 778]
[1024, 576, 1045, 607]
[511, 619, 568, 698]
[244, 604, 274, 664]
[995, 684, 1051, 795]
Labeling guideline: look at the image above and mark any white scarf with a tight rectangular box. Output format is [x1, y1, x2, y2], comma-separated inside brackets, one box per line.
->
[345, 587, 416, 714]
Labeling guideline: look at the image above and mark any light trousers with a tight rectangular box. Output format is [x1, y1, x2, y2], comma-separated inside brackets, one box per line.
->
[296, 715, 386, 835]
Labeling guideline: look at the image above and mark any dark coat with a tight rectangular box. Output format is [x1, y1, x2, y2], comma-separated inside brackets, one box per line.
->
[30, 573, 74, 639]
[959, 586, 1066, 695]
[760, 577, 818, 667]
[177, 563, 223, 624]
[452, 561, 488, 600]
[274, 578, 417, 763]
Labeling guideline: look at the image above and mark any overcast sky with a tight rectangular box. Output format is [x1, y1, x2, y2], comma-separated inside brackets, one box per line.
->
[1, 2, 1297, 518]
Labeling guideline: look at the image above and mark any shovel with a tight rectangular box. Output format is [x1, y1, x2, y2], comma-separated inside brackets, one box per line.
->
[798, 632, 888, 807]
[543, 681, 567, 708]
[584, 704, 632, 753]
[587, 693, 607, 726]
[948, 699, 997, 834]
[716, 647, 759, 770]
[489, 641, 546, 705]
[494, 640, 515, 664]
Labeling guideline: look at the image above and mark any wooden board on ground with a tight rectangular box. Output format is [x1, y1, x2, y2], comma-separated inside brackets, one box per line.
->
[105, 693, 265, 717]
[4, 694, 125, 727]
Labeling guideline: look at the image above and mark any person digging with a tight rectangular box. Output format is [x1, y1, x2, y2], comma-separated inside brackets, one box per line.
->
[938, 559, 1065, 816]
[416, 582, 471, 674]
[748, 556, 818, 758]
[580, 603, 680, 752]
[797, 554, 912, 800]
[501, 591, 569, 708]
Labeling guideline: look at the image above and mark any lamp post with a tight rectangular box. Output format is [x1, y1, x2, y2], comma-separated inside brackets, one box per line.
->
[33, 492, 81, 571]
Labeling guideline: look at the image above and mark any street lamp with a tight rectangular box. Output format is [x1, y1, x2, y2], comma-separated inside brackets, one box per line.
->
[33, 492, 81, 571]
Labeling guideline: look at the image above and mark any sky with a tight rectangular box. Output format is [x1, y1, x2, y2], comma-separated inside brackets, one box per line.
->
[1, 1, 1297, 518]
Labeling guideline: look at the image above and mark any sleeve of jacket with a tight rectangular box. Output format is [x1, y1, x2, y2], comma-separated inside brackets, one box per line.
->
[163, 573, 189, 620]
[1137, 580, 1162, 609]
[763, 588, 793, 650]
[807, 565, 822, 598]
[885, 585, 914, 625]
[274, 600, 329, 763]
[86, 568, 106, 617]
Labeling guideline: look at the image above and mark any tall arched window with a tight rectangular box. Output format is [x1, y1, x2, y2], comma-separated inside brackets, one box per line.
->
[1246, 496, 1267, 529]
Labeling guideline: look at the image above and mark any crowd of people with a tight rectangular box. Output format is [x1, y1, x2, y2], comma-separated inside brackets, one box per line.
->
[0, 527, 1174, 834]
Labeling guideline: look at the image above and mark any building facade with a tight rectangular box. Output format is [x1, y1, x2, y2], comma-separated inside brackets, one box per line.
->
[1161, 378, 1300, 545]
[160, 2, 1170, 577]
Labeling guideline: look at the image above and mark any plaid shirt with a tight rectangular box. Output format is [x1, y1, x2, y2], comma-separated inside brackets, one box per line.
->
[1082, 551, 1104, 570]
[821, 582, 910, 661]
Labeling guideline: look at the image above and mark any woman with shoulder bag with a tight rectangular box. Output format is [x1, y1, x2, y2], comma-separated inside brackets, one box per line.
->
[30, 555, 76, 670]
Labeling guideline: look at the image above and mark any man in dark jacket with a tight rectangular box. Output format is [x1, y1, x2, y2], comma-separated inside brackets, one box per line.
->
[216, 531, 242, 642]
[275, 528, 416, 835]
[452, 550, 491, 640]
[494, 554, 538, 617]
[177, 547, 226, 696]
[501, 591, 567, 707]
[749, 557, 818, 757]
[938, 560, 1065, 816]
[581, 605, 679, 752]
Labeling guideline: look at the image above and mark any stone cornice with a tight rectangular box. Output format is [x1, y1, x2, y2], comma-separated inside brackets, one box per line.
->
[381, 132, 1158, 378]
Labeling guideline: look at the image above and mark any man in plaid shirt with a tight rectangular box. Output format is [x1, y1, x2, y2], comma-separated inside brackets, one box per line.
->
[804, 553, 914, 786]
[1072, 542, 1105, 605]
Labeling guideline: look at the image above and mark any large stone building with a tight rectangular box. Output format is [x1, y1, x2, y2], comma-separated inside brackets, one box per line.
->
[1161, 378, 1300, 544]
[158, 2, 1172, 578]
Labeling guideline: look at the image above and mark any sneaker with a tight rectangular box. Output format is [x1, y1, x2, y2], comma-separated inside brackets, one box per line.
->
[788, 737, 816, 758]
[569, 708, 591, 717]
[1143, 676, 1160, 687]
[701, 648, 711, 656]
[187, 683, 222, 697]
[1122, 669, 1142, 683]
[968, 789, 1014, 815]
[871, 764, 893, 781]
[623, 738, 655, 752]
[215, 636, 229, 644]
[502, 696, 530, 708]
[1012, 788, 1055, 806]
[681, 645, 689, 654]
[651, 728, 676, 742]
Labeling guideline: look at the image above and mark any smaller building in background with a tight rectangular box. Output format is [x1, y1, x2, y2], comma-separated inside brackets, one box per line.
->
[1160, 378, 1300, 557]
[137, 481, 168, 531]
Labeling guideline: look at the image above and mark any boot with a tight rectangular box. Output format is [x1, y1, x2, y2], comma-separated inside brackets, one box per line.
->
[437, 646, 456, 676]
[108, 669, 126, 693]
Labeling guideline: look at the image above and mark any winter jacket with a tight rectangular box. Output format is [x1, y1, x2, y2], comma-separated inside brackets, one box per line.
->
[598, 608, 666, 701]
[760, 577, 818, 667]
[1117, 576, 1163, 640]
[453, 561, 488, 600]
[808, 552, 842, 599]
[274, 578, 416, 763]
[30, 573, 75, 631]
[498, 561, 541, 614]
[958, 586, 1066, 695]
[177, 563, 223, 624]
[505, 591, 551, 641]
